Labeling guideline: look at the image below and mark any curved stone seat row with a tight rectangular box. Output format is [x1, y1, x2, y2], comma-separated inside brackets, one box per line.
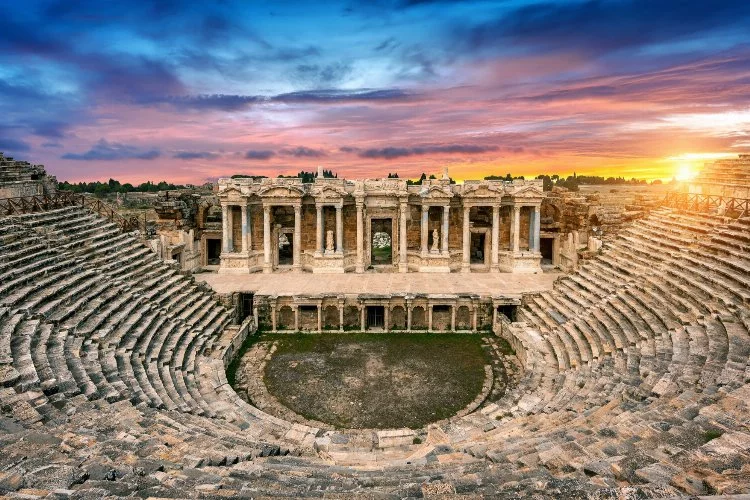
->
[1, 205, 749, 497]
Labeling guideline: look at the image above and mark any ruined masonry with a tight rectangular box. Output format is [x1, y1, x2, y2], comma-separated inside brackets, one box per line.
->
[0, 153, 749, 498]
[216, 166, 545, 275]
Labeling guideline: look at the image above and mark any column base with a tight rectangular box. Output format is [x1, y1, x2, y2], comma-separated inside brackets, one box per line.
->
[398, 262, 408, 273]
[263, 264, 273, 274]
[461, 263, 471, 273]
[355, 263, 365, 273]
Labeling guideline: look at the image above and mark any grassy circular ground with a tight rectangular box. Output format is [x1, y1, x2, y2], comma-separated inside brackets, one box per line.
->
[262, 332, 489, 429]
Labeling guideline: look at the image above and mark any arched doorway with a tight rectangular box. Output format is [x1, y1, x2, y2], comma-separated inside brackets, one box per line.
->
[370, 219, 392, 265]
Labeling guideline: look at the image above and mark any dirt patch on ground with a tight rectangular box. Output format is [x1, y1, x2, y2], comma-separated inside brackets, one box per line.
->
[259, 333, 490, 429]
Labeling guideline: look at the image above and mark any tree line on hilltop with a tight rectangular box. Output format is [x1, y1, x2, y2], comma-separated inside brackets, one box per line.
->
[59, 170, 665, 195]
[58, 179, 188, 194]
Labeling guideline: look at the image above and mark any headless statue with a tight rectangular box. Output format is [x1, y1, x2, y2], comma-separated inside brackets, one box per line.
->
[325, 229, 335, 252]
[431, 228, 440, 253]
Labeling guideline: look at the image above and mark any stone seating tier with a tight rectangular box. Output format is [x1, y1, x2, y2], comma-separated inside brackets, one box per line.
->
[0, 205, 749, 497]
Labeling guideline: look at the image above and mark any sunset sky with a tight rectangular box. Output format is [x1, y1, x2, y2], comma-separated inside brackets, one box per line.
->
[2, 0, 750, 184]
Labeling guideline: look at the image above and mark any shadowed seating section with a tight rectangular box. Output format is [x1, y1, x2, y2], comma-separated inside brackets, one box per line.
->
[1, 202, 749, 497]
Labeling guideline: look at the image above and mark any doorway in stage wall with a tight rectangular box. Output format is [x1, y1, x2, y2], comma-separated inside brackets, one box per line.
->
[366, 306, 385, 329]
[278, 231, 293, 265]
[370, 219, 392, 265]
[470, 232, 487, 265]
[540, 237, 554, 265]
[238, 293, 253, 321]
[207, 238, 221, 265]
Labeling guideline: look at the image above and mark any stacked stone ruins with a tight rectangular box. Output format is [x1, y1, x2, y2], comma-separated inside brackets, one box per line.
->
[0, 153, 749, 498]
[0, 153, 56, 199]
[214, 166, 545, 274]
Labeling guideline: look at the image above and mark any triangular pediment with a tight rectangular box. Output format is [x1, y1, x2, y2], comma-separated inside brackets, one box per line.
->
[420, 185, 454, 199]
[311, 184, 347, 199]
[462, 183, 504, 198]
[258, 185, 305, 198]
[513, 185, 545, 198]
[219, 186, 242, 195]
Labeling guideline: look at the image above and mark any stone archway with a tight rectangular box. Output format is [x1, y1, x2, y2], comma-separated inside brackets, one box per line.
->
[323, 305, 339, 330]
[343, 305, 359, 329]
[390, 305, 406, 330]
[411, 306, 426, 330]
[278, 306, 294, 330]
[456, 305, 471, 330]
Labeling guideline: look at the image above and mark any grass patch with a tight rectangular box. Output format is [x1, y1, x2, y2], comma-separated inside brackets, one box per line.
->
[261, 332, 489, 429]
[703, 429, 723, 443]
[371, 245, 392, 265]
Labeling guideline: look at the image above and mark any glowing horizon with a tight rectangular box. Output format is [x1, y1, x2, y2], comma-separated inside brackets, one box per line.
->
[1, 1, 749, 185]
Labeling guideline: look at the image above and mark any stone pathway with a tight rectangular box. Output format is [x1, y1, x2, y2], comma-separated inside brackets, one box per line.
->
[195, 271, 560, 297]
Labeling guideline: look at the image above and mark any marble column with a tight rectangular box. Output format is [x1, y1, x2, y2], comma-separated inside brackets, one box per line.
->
[532, 205, 541, 252]
[406, 305, 412, 332]
[451, 305, 456, 332]
[293, 305, 299, 332]
[221, 205, 230, 253]
[471, 305, 477, 332]
[491, 204, 499, 272]
[399, 201, 408, 273]
[384, 306, 390, 332]
[317, 303, 322, 332]
[263, 206, 272, 273]
[293, 204, 301, 270]
[420, 205, 429, 255]
[355, 201, 364, 273]
[339, 301, 344, 332]
[241, 205, 249, 254]
[511, 205, 521, 253]
[428, 304, 433, 332]
[335, 205, 343, 254]
[271, 303, 277, 332]
[315, 204, 323, 255]
[360, 306, 366, 331]
[462, 206, 471, 272]
[441, 205, 450, 255]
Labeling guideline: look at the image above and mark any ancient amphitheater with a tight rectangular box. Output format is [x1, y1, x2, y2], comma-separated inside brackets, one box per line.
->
[1, 153, 749, 498]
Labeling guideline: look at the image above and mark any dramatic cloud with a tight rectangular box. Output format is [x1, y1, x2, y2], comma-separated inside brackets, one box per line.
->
[245, 150, 275, 160]
[173, 151, 219, 160]
[458, 0, 750, 57]
[0, 1, 748, 183]
[167, 88, 412, 111]
[32, 121, 70, 138]
[356, 144, 499, 159]
[62, 139, 160, 161]
[0, 138, 31, 152]
[281, 146, 327, 158]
